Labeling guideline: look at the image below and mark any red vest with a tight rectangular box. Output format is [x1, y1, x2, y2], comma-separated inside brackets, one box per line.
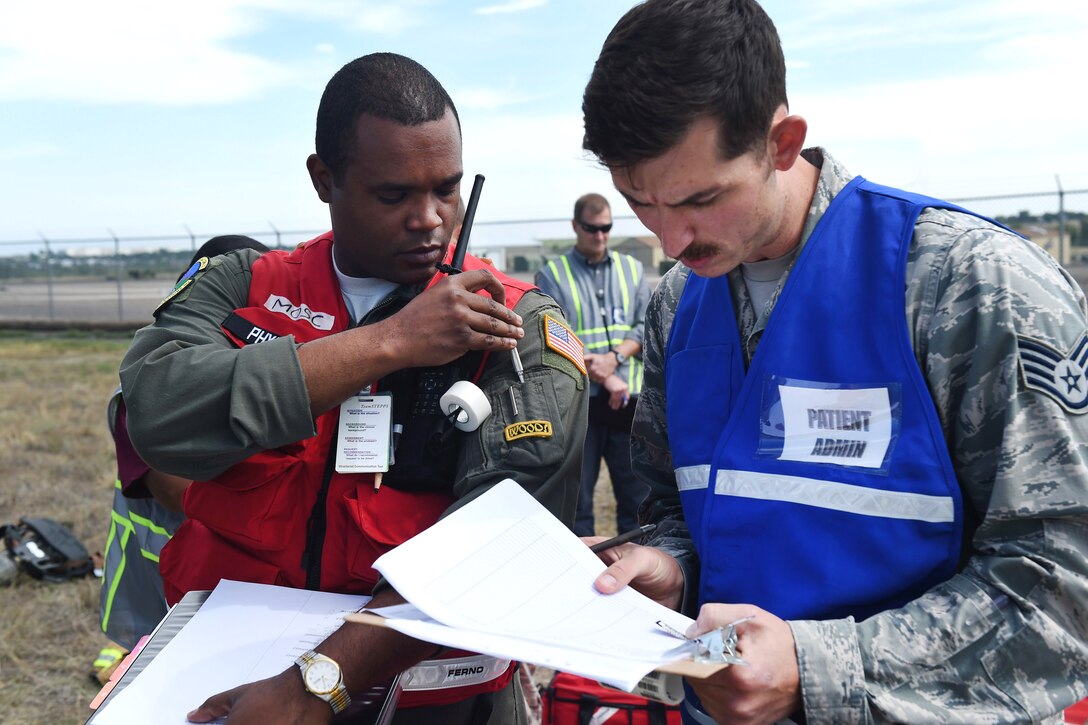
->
[159, 234, 532, 705]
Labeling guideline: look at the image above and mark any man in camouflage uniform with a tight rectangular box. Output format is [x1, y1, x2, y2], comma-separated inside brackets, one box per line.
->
[582, 1, 1088, 723]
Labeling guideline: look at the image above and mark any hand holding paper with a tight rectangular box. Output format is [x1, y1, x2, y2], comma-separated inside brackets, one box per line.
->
[348, 479, 725, 691]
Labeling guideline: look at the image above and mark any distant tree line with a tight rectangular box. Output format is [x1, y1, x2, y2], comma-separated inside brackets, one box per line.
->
[0, 248, 195, 281]
[997, 210, 1088, 246]
[0, 247, 293, 281]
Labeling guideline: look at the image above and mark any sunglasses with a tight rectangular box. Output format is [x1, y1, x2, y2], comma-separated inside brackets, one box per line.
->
[577, 220, 613, 234]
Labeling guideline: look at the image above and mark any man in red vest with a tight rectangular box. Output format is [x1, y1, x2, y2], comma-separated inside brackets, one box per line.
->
[120, 53, 586, 724]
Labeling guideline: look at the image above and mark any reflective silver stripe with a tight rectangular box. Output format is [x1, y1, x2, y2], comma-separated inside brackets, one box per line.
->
[400, 655, 511, 691]
[714, 469, 955, 523]
[676, 465, 711, 491]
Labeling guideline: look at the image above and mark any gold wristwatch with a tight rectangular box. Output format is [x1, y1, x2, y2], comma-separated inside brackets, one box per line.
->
[295, 649, 351, 715]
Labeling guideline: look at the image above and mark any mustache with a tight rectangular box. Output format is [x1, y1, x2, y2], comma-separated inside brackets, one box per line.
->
[678, 242, 717, 263]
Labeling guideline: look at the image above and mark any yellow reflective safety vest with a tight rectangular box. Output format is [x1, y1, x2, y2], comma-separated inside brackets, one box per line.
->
[536, 249, 646, 395]
[99, 388, 185, 650]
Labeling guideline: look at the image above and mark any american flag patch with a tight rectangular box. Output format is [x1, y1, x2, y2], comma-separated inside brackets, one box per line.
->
[1019, 332, 1088, 413]
[544, 315, 586, 374]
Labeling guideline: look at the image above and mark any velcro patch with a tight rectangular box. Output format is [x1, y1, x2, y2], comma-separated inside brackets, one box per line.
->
[222, 312, 281, 346]
[504, 420, 554, 442]
[543, 315, 586, 374]
[155, 256, 209, 315]
[1018, 332, 1088, 413]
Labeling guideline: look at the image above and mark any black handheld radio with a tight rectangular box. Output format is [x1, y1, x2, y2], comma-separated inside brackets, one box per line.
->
[380, 175, 487, 492]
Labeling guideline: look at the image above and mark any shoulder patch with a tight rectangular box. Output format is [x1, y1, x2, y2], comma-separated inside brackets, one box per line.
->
[1018, 332, 1088, 413]
[543, 314, 587, 374]
[155, 256, 210, 315]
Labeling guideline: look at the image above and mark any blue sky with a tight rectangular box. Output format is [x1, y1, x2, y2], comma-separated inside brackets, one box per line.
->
[1, 0, 1085, 254]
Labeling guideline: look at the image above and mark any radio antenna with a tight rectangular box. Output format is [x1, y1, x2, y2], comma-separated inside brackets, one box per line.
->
[437, 174, 484, 275]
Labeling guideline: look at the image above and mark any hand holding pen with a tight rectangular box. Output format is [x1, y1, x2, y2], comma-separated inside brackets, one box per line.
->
[588, 522, 684, 610]
[589, 523, 657, 553]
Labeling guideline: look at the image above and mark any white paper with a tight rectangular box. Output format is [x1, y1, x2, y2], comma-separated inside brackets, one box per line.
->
[778, 385, 892, 468]
[372, 479, 696, 691]
[90, 580, 368, 725]
[335, 393, 392, 473]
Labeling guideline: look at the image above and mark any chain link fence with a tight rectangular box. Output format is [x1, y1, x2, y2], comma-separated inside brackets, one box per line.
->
[1, 188, 1086, 327]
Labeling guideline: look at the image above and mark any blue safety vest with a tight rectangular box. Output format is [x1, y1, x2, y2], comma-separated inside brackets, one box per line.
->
[665, 178, 995, 624]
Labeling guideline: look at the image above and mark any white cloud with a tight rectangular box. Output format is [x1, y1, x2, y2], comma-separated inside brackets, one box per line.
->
[453, 86, 551, 112]
[475, 0, 547, 16]
[772, 0, 1088, 202]
[0, 0, 448, 105]
[347, 4, 428, 34]
[459, 108, 622, 223]
[797, 61, 1086, 200]
[0, 0, 293, 104]
[778, 0, 1088, 68]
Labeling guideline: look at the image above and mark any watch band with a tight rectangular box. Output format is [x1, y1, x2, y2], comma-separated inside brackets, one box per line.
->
[296, 649, 351, 715]
[612, 349, 627, 365]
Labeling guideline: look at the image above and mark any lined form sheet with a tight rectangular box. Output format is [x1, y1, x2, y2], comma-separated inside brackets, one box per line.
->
[90, 581, 368, 724]
[370, 479, 696, 690]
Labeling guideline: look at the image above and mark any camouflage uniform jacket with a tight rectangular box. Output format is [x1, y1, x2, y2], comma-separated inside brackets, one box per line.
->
[635, 148, 1088, 723]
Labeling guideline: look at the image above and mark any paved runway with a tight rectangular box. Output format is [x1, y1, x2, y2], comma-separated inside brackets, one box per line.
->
[2, 262, 1086, 326]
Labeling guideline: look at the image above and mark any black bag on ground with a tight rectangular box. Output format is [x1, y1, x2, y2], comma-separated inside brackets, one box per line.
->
[1, 517, 94, 582]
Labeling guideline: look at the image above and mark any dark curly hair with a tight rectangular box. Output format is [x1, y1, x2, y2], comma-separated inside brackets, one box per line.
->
[583, 0, 786, 169]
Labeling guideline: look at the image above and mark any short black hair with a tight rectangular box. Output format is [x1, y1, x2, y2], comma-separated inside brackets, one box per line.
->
[583, 0, 786, 169]
[316, 52, 460, 183]
[181, 235, 269, 281]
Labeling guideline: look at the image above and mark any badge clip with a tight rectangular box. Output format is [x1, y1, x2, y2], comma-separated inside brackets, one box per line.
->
[655, 616, 751, 665]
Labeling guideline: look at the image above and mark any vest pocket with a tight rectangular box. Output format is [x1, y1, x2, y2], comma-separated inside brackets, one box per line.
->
[184, 451, 306, 551]
[665, 344, 736, 464]
[341, 483, 452, 583]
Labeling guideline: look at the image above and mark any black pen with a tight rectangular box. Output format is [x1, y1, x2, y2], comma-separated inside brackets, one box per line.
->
[589, 523, 657, 554]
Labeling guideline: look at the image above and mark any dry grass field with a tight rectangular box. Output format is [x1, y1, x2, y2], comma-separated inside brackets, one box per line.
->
[0, 329, 624, 724]
[0, 331, 132, 725]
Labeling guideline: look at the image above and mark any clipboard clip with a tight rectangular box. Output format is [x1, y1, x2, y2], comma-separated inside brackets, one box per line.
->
[655, 616, 751, 665]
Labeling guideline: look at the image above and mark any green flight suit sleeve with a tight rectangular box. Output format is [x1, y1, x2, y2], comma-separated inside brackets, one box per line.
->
[449, 290, 587, 528]
[118, 250, 315, 481]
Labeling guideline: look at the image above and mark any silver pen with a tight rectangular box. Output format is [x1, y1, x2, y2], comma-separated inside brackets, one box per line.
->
[511, 346, 526, 384]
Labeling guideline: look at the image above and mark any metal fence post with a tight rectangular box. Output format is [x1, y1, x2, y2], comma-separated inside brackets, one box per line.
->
[1057, 176, 1067, 267]
[109, 228, 124, 321]
[184, 225, 196, 256]
[39, 233, 55, 321]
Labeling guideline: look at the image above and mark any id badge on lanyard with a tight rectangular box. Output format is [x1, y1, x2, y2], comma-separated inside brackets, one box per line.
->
[335, 390, 393, 474]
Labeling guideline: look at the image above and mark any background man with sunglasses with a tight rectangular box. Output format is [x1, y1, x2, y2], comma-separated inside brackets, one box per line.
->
[535, 193, 650, 536]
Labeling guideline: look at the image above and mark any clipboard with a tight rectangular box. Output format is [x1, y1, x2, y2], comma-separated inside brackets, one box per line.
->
[343, 611, 731, 681]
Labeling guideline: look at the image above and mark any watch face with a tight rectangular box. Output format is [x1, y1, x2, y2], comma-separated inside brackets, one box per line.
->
[303, 658, 340, 695]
